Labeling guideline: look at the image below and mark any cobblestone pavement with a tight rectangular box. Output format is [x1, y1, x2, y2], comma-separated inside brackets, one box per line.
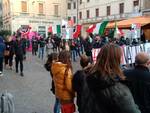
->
[0, 53, 81, 113]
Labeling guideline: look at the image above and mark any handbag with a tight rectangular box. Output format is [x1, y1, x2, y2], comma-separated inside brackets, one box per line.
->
[4, 50, 10, 56]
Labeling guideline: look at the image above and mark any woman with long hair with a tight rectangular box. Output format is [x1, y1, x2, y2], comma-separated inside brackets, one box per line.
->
[82, 43, 141, 113]
[51, 50, 75, 113]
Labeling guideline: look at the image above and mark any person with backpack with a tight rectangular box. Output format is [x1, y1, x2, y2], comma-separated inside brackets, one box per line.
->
[0, 36, 6, 76]
[82, 44, 141, 113]
[51, 50, 75, 113]
[72, 55, 92, 113]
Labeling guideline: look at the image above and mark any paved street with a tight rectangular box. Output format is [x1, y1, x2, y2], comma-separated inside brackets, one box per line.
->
[0, 53, 80, 113]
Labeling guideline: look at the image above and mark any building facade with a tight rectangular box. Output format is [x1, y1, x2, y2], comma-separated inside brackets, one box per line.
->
[2, 0, 67, 37]
[0, 1, 2, 30]
[67, 0, 77, 24]
[67, 0, 145, 37]
[142, 0, 150, 15]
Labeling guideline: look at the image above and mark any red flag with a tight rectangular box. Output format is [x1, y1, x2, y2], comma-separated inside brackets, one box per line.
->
[73, 25, 82, 38]
[86, 24, 96, 33]
[48, 26, 53, 33]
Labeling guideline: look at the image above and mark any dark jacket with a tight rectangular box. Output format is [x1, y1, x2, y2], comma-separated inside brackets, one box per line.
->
[124, 65, 150, 113]
[14, 39, 26, 57]
[84, 71, 141, 113]
[72, 66, 91, 113]
[0, 37, 6, 58]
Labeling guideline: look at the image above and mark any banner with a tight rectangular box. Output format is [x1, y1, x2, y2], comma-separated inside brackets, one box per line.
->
[92, 43, 149, 65]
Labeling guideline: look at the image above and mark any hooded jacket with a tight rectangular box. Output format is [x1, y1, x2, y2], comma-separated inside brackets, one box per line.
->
[51, 62, 75, 103]
[0, 37, 6, 58]
[83, 71, 141, 113]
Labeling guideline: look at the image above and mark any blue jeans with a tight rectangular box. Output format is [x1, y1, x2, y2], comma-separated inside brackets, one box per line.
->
[54, 98, 60, 113]
[71, 50, 76, 62]
[38, 47, 44, 60]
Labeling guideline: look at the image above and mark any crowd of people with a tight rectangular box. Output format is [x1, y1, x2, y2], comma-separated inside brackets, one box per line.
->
[0, 31, 150, 113]
[44, 34, 150, 113]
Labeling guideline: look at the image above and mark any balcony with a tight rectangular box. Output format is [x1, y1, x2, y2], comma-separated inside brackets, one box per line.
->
[79, 12, 142, 24]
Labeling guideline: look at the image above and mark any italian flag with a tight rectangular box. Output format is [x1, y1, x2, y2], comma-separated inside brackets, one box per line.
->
[93, 21, 109, 35]
[86, 24, 96, 33]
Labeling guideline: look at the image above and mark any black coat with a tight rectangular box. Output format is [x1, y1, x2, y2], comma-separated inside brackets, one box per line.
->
[14, 40, 26, 57]
[124, 65, 150, 113]
[83, 72, 141, 113]
[72, 70, 85, 113]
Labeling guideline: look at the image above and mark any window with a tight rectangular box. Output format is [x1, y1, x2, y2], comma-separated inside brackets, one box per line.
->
[39, 3, 43, 14]
[68, 3, 71, 9]
[107, 6, 111, 16]
[73, 2, 76, 9]
[95, 8, 99, 17]
[79, 12, 82, 19]
[87, 0, 90, 2]
[133, 0, 139, 6]
[80, 0, 82, 4]
[21, 1, 27, 12]
[73, 16, 76, 23]
[54, 5, 59, 16]
[119, 3, 124, 14]
[87, 10, 90, 18]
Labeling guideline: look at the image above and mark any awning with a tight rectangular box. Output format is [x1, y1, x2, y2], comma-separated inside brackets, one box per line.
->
[107, 16, 150, 29]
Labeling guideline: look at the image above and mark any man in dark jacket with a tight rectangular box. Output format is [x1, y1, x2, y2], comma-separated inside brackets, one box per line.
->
[72, 55, 92, 113]
[124, 52, 150, 113]
[38, 38, 46, 60]
[0, 36, 6, 76]
[14, 36, 26, 76]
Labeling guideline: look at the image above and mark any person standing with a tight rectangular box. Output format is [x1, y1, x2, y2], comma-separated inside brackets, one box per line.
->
[38, 38, 46, 60]
[124, 52, 150, 113]
[51, 50, 75, 113]
[0, 36, 6, 76]
[72, 55, 92, 113]
[44, 53, 60, 113]
[14, 36, 26, 76]
[32, 37, 38, 56]
[82, 44, 141, 113]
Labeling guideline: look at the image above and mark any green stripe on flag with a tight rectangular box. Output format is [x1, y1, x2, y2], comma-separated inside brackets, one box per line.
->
[57, 25, 61, 34]
[99, 21, 109, 36]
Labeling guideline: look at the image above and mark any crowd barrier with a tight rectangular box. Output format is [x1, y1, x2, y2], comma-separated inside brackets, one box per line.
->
[92, 43, 150, 65]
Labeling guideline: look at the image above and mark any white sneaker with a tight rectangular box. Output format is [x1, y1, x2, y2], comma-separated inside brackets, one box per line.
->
[0, 71, 3, 76]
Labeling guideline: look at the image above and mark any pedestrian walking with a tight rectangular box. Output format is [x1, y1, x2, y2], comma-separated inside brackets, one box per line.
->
[82, 44, 141, 113]
[14, 36, 26, 76]
[4, 36, 14, 69]
[51, 50, 75, 113]
[0, 36, 6, 76]
[124, 52, 150, 113]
